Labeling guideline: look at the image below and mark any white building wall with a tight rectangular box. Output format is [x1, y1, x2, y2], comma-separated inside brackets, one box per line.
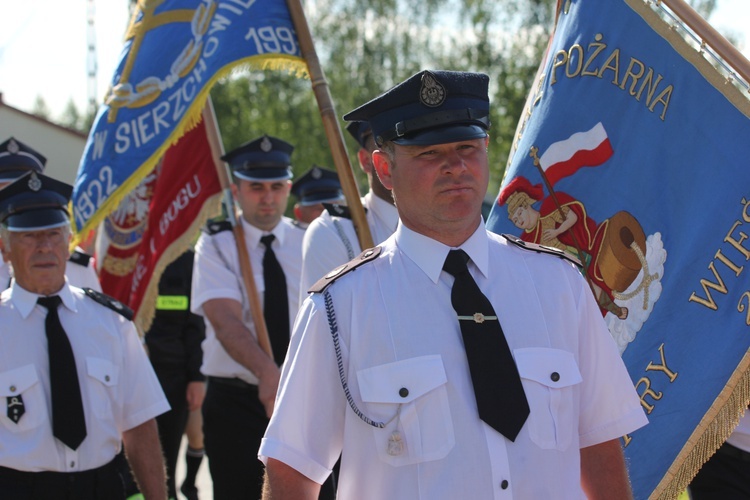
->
[0, 97, 87, 186]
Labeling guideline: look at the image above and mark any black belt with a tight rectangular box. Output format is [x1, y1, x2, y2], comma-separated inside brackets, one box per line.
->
[0, 456, 123, 499]
[717, 442, 750, 462]
[207, 376, 258, 390]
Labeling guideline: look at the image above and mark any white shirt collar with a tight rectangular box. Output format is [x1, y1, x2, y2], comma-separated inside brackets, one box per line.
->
[394, 220, 489, 284]
[10, 279, 78, 319]
[242, 216, 289, 249]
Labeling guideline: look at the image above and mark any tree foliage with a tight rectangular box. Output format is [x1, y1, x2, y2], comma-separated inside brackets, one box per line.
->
[211, 0, 557, 196]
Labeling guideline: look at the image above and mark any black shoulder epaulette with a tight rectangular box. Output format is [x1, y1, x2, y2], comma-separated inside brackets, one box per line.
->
[502, 233, 582, 266]
[308, 246, 382, 294]
[204, 220, 232, 235]
[83, 288, 134, 320]
[68, 250, 92, 267]
[323, 203, 365, 220]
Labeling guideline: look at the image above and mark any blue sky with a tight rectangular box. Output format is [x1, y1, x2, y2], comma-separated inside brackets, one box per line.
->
[0, 0, 748, 118]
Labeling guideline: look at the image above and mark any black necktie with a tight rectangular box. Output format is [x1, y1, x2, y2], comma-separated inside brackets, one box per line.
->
[443, 250, 530, 441]
[260, 234, 290, 366]
[37, 295, 87, 450]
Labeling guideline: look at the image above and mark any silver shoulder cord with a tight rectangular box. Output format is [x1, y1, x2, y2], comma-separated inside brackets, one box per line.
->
[332, 219, 356, 260]
[324, 289, 401, 429]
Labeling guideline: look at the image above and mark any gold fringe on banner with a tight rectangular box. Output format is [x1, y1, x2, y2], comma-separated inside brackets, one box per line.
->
[134, 189, 223, 334]
[651, 350, 750, 499]
[613, 1, 750, 497]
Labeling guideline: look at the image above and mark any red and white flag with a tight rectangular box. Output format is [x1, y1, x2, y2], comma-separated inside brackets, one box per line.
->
[539, 122, 613, 186]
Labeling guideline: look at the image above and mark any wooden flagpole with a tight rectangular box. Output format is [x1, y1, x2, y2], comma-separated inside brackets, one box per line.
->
[285, 0, 374, 250]
[202, 98, 274, 359]
[660, 0, 750, 84]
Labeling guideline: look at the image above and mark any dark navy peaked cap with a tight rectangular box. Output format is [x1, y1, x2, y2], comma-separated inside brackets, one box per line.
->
[221, 135, 294, 182]
[0, 172, 72, 231]
[0, 137, 47, 182]
[291, 165, 344, 206]
[345, 121, 373, 149]
[343, 70, 490, 146]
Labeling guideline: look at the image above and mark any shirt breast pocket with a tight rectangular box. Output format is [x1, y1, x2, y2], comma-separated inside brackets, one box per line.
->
[86, 357, 119, 419]
[0, 365, 46, 433]
[514, 347, 582, 451]
[357, 355, 455, 466]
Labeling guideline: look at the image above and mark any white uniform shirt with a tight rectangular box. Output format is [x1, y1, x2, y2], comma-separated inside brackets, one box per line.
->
[261, 223, 648, 499]
[192, 215, 305, 383]
[1, 249, 101, 292]
[0, 282, 169, 472]
[299, 192, 398, 304]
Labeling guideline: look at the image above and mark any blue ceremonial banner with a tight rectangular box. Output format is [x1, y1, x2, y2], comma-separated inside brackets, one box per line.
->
[486, 0, 750, 498]
[73, 0, 305, 237]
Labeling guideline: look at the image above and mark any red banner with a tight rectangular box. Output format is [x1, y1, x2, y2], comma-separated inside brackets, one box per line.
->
[97, 118, 222, 330]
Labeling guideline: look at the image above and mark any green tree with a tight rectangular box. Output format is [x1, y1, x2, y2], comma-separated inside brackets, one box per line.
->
[31, 96, 51, 121]
[211, 0, 556, 198]
[60, 99, 83, 132]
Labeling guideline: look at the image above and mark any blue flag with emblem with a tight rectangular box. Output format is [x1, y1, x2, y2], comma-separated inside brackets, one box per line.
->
[72, 0, 305, 237]
[485, 0, 750, 498]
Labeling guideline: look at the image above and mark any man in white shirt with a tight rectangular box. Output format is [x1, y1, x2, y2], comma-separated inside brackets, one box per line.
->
[290, 165, 345, 228]
[0, 137, 100, 291]
[298, 120, 398, 303]
[0, 172, 169, 499]
[260, 70, 648, 499]
[191, 135, 306, 499]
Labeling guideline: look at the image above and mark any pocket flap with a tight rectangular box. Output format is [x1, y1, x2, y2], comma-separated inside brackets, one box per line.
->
[0, 365, 39, 396]
[514, 348, 582, 388]
[358, 355, 447, 404]
[86, 357, 119, 387]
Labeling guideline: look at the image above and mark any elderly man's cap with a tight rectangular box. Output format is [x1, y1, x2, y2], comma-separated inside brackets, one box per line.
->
[291, 165, 344, 206]
[0, 137, 47, 182]
[221, 135, 294, 182]
[0, 172, 72, 231]
[343, 70, 490, 146]
[345, 121, 373, 149]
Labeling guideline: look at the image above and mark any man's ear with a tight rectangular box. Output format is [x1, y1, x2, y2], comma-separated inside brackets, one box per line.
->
[357, 148, 374, 175]
[372, 150, 394, 190]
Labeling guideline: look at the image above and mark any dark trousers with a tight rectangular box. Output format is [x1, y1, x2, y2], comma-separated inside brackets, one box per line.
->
[0, 458, 124, 500]
[203, 378, 269, 500]
[204, 377, 336, 500]
[154, 367, 190, 499]
[690, 442, 750, 499]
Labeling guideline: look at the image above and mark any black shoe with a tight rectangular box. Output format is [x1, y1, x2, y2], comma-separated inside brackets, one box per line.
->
[180, 483, 199, 500]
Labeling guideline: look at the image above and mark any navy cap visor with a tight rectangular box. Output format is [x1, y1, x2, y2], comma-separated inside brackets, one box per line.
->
[392, 124, 488, 146]
[4, 208, 70, 232]
[233, 167, 293, 182]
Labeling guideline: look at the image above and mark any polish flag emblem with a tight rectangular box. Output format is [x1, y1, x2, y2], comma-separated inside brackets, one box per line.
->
[539, 122, 613, 186]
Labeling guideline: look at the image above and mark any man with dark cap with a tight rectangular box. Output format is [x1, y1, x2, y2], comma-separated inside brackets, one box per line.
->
[260, 70, 648, 499]
[0, 137, 101, 291]
[191, 135, 306, 499]
[298, 120, 398, 304]
[0, 172, 169, 499]
[290, 165, 344, 227]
